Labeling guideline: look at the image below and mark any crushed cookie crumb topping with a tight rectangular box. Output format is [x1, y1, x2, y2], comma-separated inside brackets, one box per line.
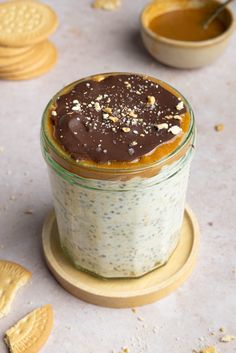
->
[174, 115, 182, 120]
[122, 127, 131, 133]
[103, 107, 112, 114]
[147, 95, 156, 105]
[52, 74, 187, 163]
[124, 81, 131, 88]
[130, 141, 138, 146]
[168, 125, 182, 135]
[109, 116, 119, 123]
[72, 102, 81, 111]
[94, 102, 101, 112]
[128, 110, 138, 118]
[96, 94, 103, 101]
[176, 101, 184, 110]
[154, 123, 169, 130]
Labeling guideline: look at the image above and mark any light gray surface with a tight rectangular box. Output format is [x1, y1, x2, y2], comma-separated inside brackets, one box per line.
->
[0, 1, 236, 352]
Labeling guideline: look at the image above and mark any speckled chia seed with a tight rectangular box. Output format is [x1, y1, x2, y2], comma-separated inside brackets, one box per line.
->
[48, 150, 193, 278]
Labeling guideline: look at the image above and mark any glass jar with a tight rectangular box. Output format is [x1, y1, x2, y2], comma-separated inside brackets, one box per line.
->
[41, 74, 195, 279]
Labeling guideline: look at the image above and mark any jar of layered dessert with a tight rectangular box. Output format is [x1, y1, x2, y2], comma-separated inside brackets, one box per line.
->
[41, 73, 195, 278]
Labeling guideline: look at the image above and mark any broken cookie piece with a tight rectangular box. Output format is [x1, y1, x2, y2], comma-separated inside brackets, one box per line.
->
[0, 260, 31, 319]
[4, 304, 53, 353]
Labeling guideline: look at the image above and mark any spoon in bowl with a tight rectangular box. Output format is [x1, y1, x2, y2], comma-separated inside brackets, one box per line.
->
[203, 0, 234, 29]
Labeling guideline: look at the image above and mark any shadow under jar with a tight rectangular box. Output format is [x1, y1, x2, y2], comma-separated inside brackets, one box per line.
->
[41, 73, 195, 278]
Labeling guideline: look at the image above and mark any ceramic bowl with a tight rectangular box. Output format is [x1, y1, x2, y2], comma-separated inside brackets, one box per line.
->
[140, 0, 235, 69]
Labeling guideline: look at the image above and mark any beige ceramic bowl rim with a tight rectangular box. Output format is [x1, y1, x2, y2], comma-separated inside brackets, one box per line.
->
[140, 0, 236, 48]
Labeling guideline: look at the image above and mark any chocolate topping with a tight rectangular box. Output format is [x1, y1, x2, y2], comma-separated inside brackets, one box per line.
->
[51, 74, 186, 163]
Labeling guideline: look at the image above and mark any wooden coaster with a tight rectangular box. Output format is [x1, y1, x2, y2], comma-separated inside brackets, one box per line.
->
[42, 206, 199, 308]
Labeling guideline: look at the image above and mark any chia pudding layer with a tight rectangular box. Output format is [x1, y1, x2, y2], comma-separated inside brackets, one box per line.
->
[41, 73, 195, 278]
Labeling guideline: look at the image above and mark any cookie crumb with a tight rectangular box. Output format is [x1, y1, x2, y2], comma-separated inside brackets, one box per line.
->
[72, 102, 81, 111]
[92, 0, 121, 11]
[154, 123, 168, 130]
[137, 316, 144, 321]
[103, 107, 112, 114]
[209, 331, 216, 336]
[220, 335, 236, 342]
[168, 125, 182, 135]
[174, 114, 182, 121]
[124, 81, 131, 88]
[24, 209, 34, 215]
[128, 110, 138, 118]
[109, 116, 119, 123]
[122, 127, 130, 133]
[147, 95, 155, 105]
[94, 102, 101, 112]
[214, 124, 224, 132]
[152, 326, 158, 333]
[176, 101, 184, 110]
[200, 347, 217, 353]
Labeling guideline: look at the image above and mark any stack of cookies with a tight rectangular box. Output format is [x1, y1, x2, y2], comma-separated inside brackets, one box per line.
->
[0, 0, 58, 81]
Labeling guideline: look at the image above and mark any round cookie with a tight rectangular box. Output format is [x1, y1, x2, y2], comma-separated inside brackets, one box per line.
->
[0, 40, 50, 71]
[0, 0, 58, 47]
[0, 44, 31, 57]
[0, 42, 44, 67]
[0, 42, 57, 80]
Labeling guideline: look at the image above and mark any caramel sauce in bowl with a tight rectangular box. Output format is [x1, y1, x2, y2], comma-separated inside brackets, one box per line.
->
[140, 0, 235, 69]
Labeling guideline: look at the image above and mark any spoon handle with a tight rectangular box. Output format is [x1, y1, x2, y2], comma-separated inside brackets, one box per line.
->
[203, 0, 234, 29]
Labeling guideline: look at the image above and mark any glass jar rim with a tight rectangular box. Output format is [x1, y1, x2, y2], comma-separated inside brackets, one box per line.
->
[41, 72, 195, 174]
